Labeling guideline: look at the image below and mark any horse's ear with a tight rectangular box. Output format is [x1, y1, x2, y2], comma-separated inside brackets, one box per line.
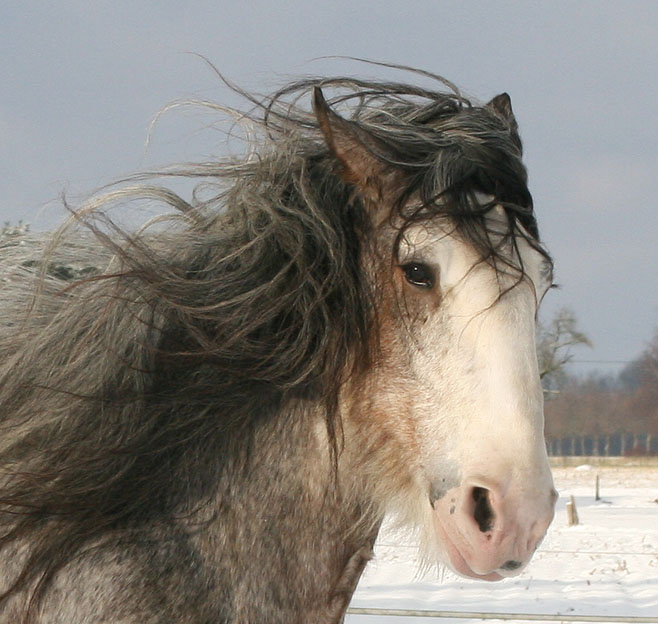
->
[487, 93, 514, 121]
[313, 87, 394, 201]
[488, 92, 522, 149]
[487, 92, 519, 130]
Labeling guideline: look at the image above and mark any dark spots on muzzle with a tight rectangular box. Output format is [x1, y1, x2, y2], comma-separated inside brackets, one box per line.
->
[501, 559, 522, 571]
[429, 483, 446, 509]
[428, 472, 461, 509]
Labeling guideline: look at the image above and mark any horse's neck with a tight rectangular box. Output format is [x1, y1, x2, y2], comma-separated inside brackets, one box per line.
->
[186, 409, 382, 623]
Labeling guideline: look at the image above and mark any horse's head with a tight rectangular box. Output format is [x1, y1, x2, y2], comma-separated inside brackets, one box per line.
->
[314, 86, 556, 580]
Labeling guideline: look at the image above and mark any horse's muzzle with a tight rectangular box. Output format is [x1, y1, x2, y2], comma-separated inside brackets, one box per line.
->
[431, 479, 557, 580]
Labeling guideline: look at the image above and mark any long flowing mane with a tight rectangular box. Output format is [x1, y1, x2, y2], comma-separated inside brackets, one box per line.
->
[0, 67, 546, 609]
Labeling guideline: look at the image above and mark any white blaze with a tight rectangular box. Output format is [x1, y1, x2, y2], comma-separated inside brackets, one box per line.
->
[395, 208, 555, 579]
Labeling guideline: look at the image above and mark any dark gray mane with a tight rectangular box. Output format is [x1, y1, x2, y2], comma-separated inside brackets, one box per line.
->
[0, 69, 547, 613]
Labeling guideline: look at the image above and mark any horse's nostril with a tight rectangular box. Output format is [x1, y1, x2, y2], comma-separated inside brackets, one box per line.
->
[472, 486, 495, 533]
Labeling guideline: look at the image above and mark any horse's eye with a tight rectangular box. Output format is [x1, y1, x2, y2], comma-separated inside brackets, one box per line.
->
[401, 262, 435, 289]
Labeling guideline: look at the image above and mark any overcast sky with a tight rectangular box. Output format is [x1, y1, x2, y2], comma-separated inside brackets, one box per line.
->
[2, 1, 657, 376]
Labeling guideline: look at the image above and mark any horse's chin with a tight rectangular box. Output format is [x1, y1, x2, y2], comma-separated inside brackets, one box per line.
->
[431, 510, 507, 582]
[437, 532, 504, 582]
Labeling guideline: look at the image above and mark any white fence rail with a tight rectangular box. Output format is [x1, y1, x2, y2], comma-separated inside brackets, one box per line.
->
[347, 606, 658, 622]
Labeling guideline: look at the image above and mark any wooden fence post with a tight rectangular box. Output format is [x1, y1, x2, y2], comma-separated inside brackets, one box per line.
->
[567, 495, 579, 526]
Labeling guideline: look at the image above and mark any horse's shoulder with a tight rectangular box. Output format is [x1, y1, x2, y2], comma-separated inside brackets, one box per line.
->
[1, 528, 224, 624]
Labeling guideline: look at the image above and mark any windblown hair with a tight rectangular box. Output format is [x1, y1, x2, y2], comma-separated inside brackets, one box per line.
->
[0, 66, 548, 608]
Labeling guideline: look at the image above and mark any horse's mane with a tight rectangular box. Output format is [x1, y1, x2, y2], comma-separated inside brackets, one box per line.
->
[0, 67, 547, 604]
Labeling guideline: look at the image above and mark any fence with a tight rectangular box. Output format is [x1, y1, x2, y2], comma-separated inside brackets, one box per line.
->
[346, 607, 658, 622]
[347, 540, 658, 622]
[546, 432, 658, 457]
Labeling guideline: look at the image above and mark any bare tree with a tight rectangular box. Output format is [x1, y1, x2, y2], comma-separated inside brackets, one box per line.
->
[537, 308, 591, 396]
[643, 333, 658, 383]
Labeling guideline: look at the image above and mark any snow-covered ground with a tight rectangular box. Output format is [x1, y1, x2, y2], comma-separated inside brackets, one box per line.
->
[347, 465, 658, 623]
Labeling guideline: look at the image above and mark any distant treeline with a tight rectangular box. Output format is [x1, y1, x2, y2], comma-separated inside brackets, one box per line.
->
[547, 432, 658, 457]
[544, 327, 658, 456]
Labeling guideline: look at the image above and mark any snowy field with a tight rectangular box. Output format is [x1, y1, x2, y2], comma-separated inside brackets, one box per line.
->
[347, 465, 658, 623]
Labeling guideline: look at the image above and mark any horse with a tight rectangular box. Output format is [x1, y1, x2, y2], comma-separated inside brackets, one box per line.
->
[0, 67, 557, 623]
